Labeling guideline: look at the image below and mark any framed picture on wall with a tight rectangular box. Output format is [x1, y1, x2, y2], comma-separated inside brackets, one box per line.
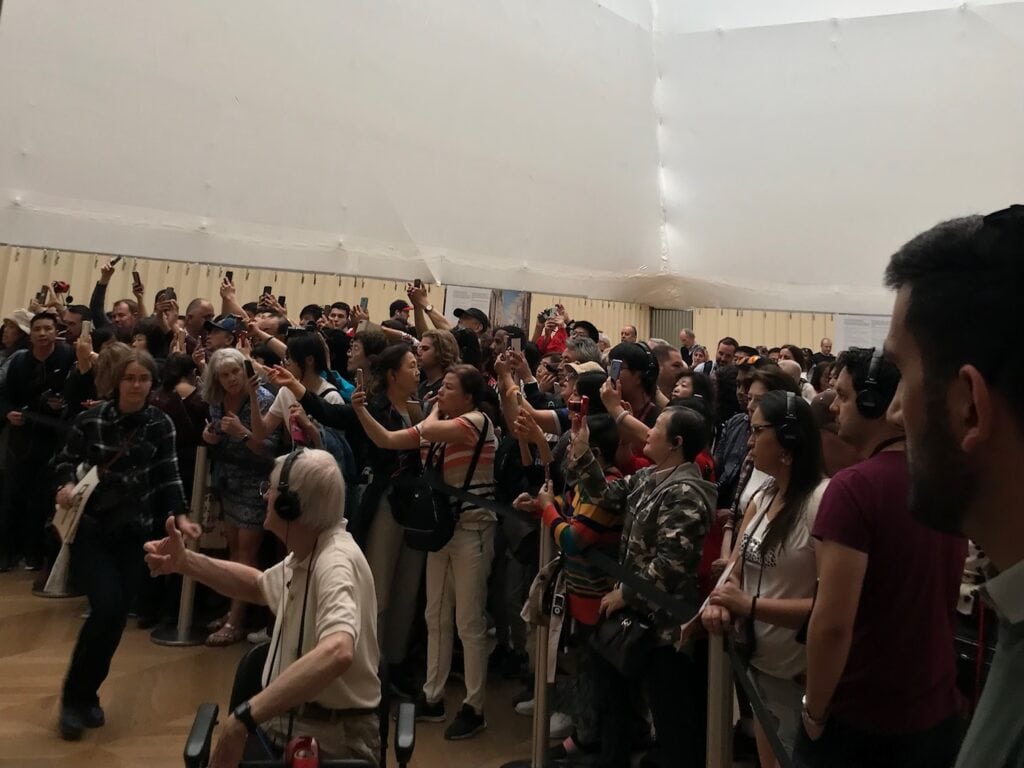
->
[490, 289, 531, 331]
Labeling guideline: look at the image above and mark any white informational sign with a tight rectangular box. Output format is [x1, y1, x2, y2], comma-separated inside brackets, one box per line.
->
[443, 285, 494, 327]
[834, 314, 892, 354]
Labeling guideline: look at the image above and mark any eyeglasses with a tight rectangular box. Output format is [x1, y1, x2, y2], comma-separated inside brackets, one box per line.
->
[258, 480, 273, 496]
[750, 423, 776, 436]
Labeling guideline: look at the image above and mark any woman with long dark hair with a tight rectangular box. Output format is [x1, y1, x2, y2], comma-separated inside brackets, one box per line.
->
[702, 390, 828, 766]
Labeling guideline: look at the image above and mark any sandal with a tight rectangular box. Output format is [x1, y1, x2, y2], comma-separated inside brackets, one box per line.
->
[205, 612, 231, 633]
[205, 622, 245, 647]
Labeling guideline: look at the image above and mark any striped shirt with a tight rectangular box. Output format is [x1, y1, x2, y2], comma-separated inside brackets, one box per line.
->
[422, 410, 497, 527]
[53, 401, 187, 532]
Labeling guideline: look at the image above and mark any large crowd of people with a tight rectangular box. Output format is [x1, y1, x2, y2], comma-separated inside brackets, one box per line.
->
[0, 204, 1019, 768]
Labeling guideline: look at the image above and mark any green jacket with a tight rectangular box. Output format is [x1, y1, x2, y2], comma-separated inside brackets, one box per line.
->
[576, 450, 716, 645]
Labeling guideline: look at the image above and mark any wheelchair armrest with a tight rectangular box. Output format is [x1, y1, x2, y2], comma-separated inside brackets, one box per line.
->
[184, 703, 219, 768]
[395, 700, 416, 765]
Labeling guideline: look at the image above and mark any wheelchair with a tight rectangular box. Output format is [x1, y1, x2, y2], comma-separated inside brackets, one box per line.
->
[184, 642, 415, 768]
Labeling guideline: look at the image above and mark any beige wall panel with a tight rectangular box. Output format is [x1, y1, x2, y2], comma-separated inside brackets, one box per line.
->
[692, 307, 835, 350]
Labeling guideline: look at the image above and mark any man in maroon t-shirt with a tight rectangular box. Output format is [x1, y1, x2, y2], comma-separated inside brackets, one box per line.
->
[796, 348, 966, 768]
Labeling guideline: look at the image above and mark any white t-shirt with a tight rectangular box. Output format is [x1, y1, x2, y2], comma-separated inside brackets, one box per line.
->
[740, 478, 829, 679]
[739, 467, 773, 511]
[268, 378, 343, 422]
[258, 524, 380, 713]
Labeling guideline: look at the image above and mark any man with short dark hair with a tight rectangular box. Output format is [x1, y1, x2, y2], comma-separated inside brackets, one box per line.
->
[0, 313, 74, 571]
[882, 206, 1024, 768]
[693, 336, 737, 378]
[328, 302, 351, 330]
[797, 348, 965, 767]
[652, 344, 685, 398]
[389, 299, 412, 325]
[299, 304, 323, 326]
[62, 305, 91, 344]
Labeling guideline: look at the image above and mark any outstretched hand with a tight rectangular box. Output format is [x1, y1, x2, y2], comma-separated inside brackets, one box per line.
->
[143, 516, 188, 576]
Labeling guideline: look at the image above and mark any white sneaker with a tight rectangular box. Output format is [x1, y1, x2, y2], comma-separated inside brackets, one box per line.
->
[514, 699, 534, 716]
[549, 712, 573, 740]
[247, 628, 270, 644]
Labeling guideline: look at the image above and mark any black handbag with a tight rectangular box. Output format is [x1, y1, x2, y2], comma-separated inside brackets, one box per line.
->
[590, 607, 656, 680]
[389, 416, 490, 552]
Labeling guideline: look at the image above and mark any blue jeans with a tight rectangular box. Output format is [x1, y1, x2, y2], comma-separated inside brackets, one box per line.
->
[62, 515, 145, 707]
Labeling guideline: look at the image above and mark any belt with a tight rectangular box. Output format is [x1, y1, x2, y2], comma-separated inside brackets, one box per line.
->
[296, 702, 377, 723]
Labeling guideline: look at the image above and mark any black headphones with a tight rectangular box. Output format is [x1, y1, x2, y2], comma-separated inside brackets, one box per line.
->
[855, 348, 888, 419]
[775, 391, 800, 449]
[636, 342, 659, 391]
[273, 449, 305, 521]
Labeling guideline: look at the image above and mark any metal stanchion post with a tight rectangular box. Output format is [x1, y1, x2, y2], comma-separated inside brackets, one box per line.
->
[502, 516, 555, 768]
[151, 447, 208, 647]
[706, 633, 733, 768]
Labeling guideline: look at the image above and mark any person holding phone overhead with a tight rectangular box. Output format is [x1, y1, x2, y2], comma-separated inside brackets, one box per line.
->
[351, 364, 498, 741]
[201, 348, 279, 646]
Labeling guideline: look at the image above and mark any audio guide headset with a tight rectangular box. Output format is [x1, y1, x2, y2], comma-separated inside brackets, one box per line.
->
[274, 448, 305, 521]
[855, 348, 888, 419]
[635, 342, 660, 392]
[774, 391, 800, 449]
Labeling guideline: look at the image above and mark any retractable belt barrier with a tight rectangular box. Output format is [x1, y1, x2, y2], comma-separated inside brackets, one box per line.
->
[726, 644, 797, 768]
[427, 478, 797, 768]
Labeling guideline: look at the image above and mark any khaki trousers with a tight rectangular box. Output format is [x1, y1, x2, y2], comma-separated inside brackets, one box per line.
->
[422, 523, 496, 712]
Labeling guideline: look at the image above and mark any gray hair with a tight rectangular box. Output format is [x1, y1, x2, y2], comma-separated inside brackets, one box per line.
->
[200, 347, 246, 405]
[269, 449, 346, 533]
[564, 336, 602, 365]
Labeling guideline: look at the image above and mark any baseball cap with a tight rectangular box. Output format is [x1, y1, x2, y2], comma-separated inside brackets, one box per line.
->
[204, 314, 243, 334]
[568, 361, 605, 376]
[454, 307, 490, 331]
[390, 299, 413, 316]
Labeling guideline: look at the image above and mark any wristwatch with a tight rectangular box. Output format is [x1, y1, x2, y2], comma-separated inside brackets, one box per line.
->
[424, 304, 434, 313]
[232, 700, 258, 734]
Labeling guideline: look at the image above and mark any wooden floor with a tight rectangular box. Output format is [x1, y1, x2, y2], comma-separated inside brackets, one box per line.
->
[0, 570, 533, 768]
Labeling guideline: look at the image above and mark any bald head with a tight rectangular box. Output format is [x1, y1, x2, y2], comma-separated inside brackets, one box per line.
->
[778, 359, 803, 383]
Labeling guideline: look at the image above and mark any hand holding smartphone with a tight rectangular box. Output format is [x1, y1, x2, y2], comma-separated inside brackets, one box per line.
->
[609, 359, 622, 384]
[356, 368, 364, 390]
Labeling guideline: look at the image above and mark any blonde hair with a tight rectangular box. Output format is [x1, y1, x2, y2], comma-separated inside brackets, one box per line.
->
[268, 449, 346, 533]
[422, 328, 459, 369]
[93, 342, 134, 399]
[200, 348, 246, 405]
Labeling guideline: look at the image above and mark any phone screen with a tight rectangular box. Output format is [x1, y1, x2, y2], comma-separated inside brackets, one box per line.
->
[81, 320, 93, 337]
[414, 278, 422, 288]
[278, 296, 286, 306]
[244, 359, 255, 378]
[609, 359, 622, 384]
[110, 255, 123, 266]
[359, 297, 369, 312]
[132, 271, 141, 285]
[225, 271, 234, 283]
[263, 285, 273, 297]
[511, 337, 522, 353]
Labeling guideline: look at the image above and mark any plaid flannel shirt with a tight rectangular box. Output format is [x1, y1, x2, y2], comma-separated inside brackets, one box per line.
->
[53, 401, 187, 531]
